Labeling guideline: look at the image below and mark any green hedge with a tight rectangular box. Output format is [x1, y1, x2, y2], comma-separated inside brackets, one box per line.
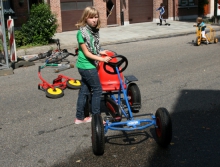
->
[16, 2, 58, 47]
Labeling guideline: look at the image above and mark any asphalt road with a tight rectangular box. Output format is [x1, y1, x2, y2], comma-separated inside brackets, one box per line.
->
[1, 33, 220, 167]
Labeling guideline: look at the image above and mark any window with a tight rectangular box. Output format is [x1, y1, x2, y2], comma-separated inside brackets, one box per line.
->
[2, 0, 15, 14]
[61, 0, 92, 11]
[179, 0, 195, 6]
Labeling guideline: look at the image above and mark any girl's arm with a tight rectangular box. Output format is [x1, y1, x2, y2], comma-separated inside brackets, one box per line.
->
[80, 43, 112, 63]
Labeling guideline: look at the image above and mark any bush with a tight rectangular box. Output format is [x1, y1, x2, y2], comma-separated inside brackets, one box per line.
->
[14, 30, 24, 48]
[20, 2, 58, 46]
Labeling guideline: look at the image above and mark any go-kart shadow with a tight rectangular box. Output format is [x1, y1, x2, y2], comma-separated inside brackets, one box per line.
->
[105, 130, 152, 146]
[146, 89, 220, 167]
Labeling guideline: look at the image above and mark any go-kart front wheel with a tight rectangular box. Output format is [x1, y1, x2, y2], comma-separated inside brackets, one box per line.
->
[45, 87, 64, 98]
[196, 37, 201, 46]
[127, 83, 141, 113]
[91, 114, 105, 155]
[66, 79, 81, 89]
[155, 107, 172, 147]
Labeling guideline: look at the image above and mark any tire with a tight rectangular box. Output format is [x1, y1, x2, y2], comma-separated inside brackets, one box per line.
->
[105, 97, 122, 122]
[91, 114, 105, 155]
[155, 107, 172, 147]
[196, 37, 201, 46]
[127, 83, 141, 113]
[66, 79, 81, 89]
[28, 50, 52, 62]
[47, 52, 69, 64]
[45, 87, 64, 98]
[28, 55, 39, 62]
[214, 37, 218, 43]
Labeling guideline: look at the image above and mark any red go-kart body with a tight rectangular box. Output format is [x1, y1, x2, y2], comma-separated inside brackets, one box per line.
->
[97, 50, 126, 91]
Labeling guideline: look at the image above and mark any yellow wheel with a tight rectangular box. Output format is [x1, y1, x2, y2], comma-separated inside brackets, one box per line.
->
[45, 87, 64, 98]
[214, 37, 218, 43]
[66, 79, 81, 89]
[196, 37, 201, 46]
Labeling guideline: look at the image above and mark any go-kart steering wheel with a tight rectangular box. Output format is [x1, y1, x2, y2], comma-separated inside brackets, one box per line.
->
[103, 55, 128, 74]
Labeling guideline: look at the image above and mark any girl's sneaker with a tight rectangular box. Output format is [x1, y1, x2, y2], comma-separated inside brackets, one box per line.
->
[84, 117, 92, 123]
[75, 117, 92, 124]
[74, 118, 84, 124]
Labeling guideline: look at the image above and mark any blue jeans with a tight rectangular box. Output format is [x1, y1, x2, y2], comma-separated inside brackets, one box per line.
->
[76, 68, 102, 120]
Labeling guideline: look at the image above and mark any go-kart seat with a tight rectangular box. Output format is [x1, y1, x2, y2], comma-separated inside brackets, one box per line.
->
[97, 51, 126, 91]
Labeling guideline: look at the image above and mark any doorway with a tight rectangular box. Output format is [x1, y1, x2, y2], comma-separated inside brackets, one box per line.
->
[107, 0, 117, 25]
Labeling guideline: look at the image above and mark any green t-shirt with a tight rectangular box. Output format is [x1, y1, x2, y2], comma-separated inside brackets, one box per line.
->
[76, 30, 96, 69]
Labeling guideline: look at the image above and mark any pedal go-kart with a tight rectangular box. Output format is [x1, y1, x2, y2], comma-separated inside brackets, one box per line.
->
[88, 51, 172, 155]
[38, 51, 81, 98]
[194, 25, 218, 46]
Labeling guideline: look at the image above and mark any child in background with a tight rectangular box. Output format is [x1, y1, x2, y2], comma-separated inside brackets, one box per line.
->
[74, 6, 112, 124]
[156, 3, 166, 25]
[194, 17, 208, 44]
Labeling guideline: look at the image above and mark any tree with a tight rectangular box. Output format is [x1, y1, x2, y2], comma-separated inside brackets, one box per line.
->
[21, 2, 58, 46]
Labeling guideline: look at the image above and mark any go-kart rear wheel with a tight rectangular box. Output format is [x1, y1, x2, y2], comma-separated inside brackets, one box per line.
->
[196, 37, 201, 46]
[127, 83, 141, 113]
[45, 87, 64, 98]
[66, 79, 81, 89]
[214, 37, 218, 43]
[105, 97, 122, 122]
[92, 114, 105, 155]
[155, 108, 172, 147]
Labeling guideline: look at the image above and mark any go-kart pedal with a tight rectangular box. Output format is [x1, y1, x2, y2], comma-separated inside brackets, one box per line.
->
[104, 115, 122, 123]
[130, 103, 142, 110]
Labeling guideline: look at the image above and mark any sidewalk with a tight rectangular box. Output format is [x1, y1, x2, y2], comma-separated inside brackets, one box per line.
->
[16, 20, 220, 56]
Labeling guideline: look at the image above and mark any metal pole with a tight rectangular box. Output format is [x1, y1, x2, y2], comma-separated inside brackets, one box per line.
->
[0, 0, 9, 69]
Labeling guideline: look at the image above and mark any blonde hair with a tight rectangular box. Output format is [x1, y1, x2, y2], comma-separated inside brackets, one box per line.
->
[75, 6, 101, 29]
[197, 17, 203, 23]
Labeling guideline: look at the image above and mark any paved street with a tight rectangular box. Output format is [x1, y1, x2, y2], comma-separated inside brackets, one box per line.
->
[1, 31, 220, 167]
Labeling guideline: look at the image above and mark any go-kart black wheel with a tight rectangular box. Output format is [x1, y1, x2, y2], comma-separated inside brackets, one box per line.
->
[196, 37, 201, 46]
[155, 108, 172, 147]
[45, 87, 64, 98]
[105, 97, 122, 122]
[103, 55, 128, 74]
[127, 83, 141, 113]
[92, 114, 105, 155]
[214, 37, 218, 43]
[84, 94, 92, 117]
[66, 79, 81, 89]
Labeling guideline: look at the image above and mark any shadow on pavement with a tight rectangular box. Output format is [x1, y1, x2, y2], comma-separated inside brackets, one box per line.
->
[51, 89, 220, 167]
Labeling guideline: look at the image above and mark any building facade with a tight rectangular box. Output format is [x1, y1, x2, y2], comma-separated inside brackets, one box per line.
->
[3, 0, 209, 33]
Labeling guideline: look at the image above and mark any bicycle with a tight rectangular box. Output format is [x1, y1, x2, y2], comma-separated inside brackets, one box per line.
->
[28, 39, 73, 63]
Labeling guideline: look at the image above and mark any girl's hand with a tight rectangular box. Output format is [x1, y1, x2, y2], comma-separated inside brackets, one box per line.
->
[100, 50, 108, 56]
[102, 56, 112, 63]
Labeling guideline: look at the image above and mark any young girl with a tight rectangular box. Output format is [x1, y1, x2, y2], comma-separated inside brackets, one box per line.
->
[74, 6, 112, 124]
